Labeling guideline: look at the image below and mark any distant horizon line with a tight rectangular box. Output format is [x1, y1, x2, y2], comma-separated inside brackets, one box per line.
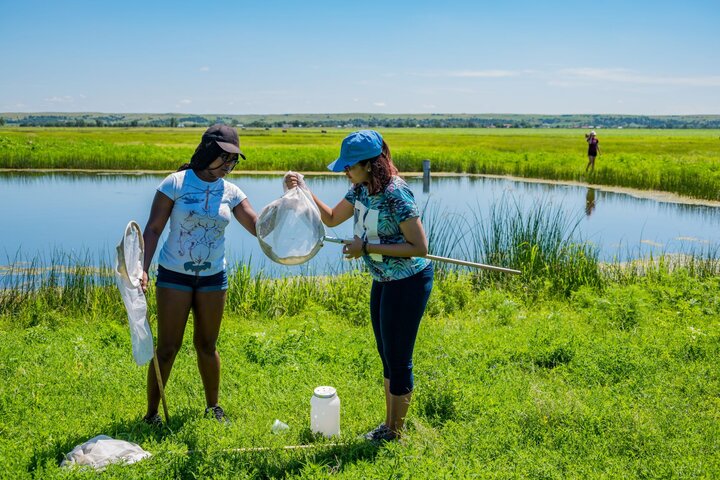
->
[2, 111, 719, 117]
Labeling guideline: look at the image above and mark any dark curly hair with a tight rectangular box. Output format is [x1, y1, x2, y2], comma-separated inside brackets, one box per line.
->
[177, 139, 225, 172]
[354, 140, 398, 195]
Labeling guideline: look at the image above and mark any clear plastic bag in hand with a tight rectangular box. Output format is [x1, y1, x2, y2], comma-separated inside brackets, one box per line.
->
[257, 173, 325, 265]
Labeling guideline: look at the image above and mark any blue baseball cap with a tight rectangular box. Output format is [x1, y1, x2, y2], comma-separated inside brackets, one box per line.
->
[327, 130, 383, 172]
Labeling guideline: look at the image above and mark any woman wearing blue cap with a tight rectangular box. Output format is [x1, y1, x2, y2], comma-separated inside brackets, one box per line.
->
[286, 130, 433, 441]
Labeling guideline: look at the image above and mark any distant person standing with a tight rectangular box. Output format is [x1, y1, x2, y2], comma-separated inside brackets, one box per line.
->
[585, 130, 601, 172]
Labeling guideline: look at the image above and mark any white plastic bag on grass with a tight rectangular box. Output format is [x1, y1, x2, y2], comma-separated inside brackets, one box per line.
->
[60, 435, 151, 470]
[114, 221, 154, 366]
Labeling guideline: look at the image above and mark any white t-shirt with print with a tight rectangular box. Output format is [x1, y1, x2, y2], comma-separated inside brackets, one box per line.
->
[156, 169, 247, 276]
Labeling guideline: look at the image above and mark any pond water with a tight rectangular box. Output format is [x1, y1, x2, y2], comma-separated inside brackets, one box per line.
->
[1, 172, 718, 277]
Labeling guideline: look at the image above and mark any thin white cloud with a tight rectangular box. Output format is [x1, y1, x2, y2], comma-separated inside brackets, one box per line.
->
[547, 80, 587, 88]
[254, 89, 293, 96]
[199, 66, 210, 72]
[413, 86, 476, 94]
[44, 95, 74, 103]
[675, 236, 709, 244]
[449, 70, 521, 78]
[179, 99, 192, 104]
[373, 102, 386, 107]
[640, 239, 663, 248]
[415, 69, 521, 78]
[560, 68, 720, 87]
[412, 67, 720, 88]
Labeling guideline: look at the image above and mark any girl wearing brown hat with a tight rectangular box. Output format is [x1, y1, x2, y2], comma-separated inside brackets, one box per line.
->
[139, 124, 258, 425]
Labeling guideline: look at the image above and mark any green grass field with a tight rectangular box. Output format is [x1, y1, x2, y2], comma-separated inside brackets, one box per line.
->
[1, 129, 719, 477]
[1, 200, 719, 478]
[1, 266, 719, 479]
[1, 127, 720, 200]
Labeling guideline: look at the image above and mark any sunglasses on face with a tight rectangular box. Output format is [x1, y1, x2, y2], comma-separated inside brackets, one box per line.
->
[218, 152, 239, 168]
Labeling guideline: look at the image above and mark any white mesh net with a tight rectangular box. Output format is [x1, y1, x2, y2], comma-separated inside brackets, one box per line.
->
[114, 221, 154, 366]
[256, 173, 326, 265]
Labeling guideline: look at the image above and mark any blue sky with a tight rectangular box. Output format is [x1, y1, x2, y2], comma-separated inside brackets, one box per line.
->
[1, 0, 718, 115]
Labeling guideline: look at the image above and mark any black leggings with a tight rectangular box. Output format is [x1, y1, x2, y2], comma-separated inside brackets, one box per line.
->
[370, 264, 434, 396]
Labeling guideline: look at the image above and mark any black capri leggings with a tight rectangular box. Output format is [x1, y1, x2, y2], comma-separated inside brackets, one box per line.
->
[369, 264, 434, 396]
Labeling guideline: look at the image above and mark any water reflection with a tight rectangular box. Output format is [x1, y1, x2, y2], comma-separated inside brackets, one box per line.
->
[1, 172, 719, 271]
[585, 188, 596, 217]
[422, 160, 431, 193]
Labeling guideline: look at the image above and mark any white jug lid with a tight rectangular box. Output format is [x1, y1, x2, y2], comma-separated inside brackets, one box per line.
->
[313, 386, 337, 398]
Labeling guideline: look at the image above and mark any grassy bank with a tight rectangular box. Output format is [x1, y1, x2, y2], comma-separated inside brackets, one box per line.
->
[2, 196, 720, 477]
[1, 262, 719, 478]
[1, 127, 720, 200]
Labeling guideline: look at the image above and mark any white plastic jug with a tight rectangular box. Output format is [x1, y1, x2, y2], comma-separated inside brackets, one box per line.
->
[310, 386, 340, 437]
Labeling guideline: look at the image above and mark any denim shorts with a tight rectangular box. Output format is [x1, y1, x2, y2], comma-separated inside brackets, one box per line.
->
[156, 265, 228, 292]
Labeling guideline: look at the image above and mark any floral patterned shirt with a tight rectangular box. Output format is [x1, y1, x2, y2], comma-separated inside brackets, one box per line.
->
[344, 176, 430, 282]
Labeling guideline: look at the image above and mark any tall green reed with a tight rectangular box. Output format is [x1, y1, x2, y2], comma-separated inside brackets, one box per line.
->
[602, 243, 720, 284]
[2, 203, 718, 325]
[1, 249, 372, 328]
[421, 196, 603, 296]
[0, 249, 117, 323]
[226, 263, 370, 324]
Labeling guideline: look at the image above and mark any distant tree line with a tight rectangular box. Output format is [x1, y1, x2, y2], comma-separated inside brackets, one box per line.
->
[2, 113, 719, 129]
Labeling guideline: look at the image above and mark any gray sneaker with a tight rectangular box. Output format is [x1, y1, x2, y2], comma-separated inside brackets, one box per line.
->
[205, 405, 230, 424]
[363, 423, 397, 442]
[142, 412, 162, 427]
